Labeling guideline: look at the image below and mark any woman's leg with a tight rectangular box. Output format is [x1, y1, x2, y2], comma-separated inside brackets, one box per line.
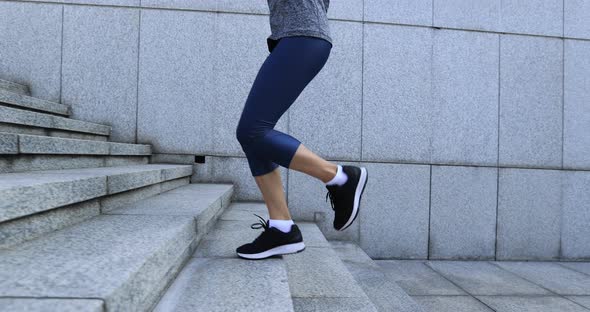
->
[236, 36, 335, 220]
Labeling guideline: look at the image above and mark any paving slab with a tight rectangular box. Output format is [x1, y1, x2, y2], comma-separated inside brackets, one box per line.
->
[332, 241, 425, 312]
[566, 296, 590, 310]
[476, 295, 590, 312]
[412, 295, 494, 312]
[153, 258, 293, 312]
[560, 263, 590, 276]
[0, 298, 103, 312]
[377, 260, 465, 296]
[427, 261, 550, 295]
[292, 297, 377, 312]
[495, 262, 590, 295]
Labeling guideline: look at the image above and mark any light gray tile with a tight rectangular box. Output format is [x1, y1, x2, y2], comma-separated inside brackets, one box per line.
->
[154, 258, 293, 312]
[500, 0, 563, 36]
[141, 0, 216, 11]
[364, 0, 432, 26]
[429, 166, 498, 260]
[497, 168, 562, 260]
[0, 298, 104, 312]
[567, 296, 590, 309]
[217, 0, 268, 14]
[565, 0, 590, 39]
[412, 296, 494, 312]
[497, 262, 590, 295]
[433, 0, 500, 31]
[362, 24, 433, 163]
[560, 263, 590, 277]
[562, 171, 590, 259]
[477, 296, 590, 312]
[22, 0, 139, 5]
[289, 21, 363, 161]
[564, 39, 590, 169]
[62, 6, 139, 143]
[359, 163, 430, 259]
[432, 29, 499, 165]
[212, 13, 286, 156]
[138, 9, 216, 154]
[428, 261, 551, 295]
[377, 260, 466, 295]
[499, 35, 563, 168]
[0, 2, 62, 102]
[327, 0, 363, 21]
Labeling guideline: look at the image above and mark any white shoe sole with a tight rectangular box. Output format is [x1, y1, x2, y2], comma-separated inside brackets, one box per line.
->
[237, 241, 306, 260]
[339, 167, 367, 231]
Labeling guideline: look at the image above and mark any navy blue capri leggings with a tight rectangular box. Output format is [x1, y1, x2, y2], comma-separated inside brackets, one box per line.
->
[235, 36, 332, 177]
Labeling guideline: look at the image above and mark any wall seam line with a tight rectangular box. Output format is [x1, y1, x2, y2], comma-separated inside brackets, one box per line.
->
[135, 6, 142, 144]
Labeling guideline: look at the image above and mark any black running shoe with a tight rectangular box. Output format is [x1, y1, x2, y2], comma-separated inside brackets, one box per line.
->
[325, 165, 368, 231]
[236, 214, 305, 260]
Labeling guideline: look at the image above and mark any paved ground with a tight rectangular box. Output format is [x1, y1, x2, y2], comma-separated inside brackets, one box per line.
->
[375, 260, 590, 312]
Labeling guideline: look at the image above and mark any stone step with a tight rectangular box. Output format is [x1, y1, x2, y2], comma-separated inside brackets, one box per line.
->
[0, 105, 111, 139]
[0, 89, 69, 116]
[155, 202, 377, 312]
[331, 241, 426, 312]
[0, 164, 192, 224]
[0, 79, 30, 96]
[0, 182, 234, 312]
[0, 133, 150, 156]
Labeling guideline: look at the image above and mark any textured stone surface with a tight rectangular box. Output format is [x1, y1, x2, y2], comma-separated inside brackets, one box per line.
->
[427, 261, 550, 295]
[0, 132, 18, 154]
[377, 260, 465, 295]
[565, 0, 590, 39]
[141, 0, 216, 11]
[477, 295, 590, 312]
[331, 242, 426, 312]
[496, 262, 590, 295]
[496, 168, 562, 260]
[151, 153, 195, 165]
[0, 214, 195, 312]
[23, 0, 139, 5]
[289, 21, 363, 161]
[499, 35, 563, 168]
[501, 0, 563, 36]
[62, 5, 139, 142]
[211, 12, 286, 156]
[431, 30, 499, 165]
[567, 296, 590, 309]
[192, 156, 288, 201]
[0, 2, 62, 102]
[0, 89, 69, 116]
[18, 134, 110, 155]
[217, 0, 267, 14]
[0, 155, 148, 174]
[0, 200, 100, 249]
[562, 171, 590, 259]
[560, 263, 590, 277]
[564, 39, 590, 169]
[412, 296, 494, 312]
[327, 0, 363, 21]
[0, 124, 108, 142]
[292, 298, 377, 312]
[433, 0, 500, 31]
[0, 298, 104, 312]
[364, 0, 432, 26]
[0, 79, 30, 96]
[109, 142, 151, 156]
[359, 163, 430, 259]
[362, 24, 433, 163]
[429, 166, 498, 260]
[138, 9, 216, 154]
[153, 258, 293, 312]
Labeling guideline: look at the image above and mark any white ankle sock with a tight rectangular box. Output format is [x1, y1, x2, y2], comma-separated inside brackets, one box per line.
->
[269, 219, 294, 233]
[325, 164, 348, 186]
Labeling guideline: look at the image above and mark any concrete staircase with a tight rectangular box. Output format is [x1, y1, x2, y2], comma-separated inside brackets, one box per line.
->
[0, 78, 423, 311]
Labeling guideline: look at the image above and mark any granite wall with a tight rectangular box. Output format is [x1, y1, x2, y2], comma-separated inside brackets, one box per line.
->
[1, 0, 589, 260]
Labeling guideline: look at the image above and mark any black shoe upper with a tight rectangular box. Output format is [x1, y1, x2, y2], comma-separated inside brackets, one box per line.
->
[325, 165, 362, 230]
[236, 214, 303, 255]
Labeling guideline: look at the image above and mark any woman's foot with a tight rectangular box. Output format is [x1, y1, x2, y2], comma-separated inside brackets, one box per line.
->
[325, 165, 368, 231]
[236, 214, 305, 260]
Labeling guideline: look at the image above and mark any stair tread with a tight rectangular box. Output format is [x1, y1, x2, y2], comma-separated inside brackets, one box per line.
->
[155, 202, 377, 312]
[0, 183, 232, 312]
[0, 164, 193, 223]
[0, 105, 111, 136]
[8, 134, 151, 155]
[0, 79, 30, 96]
[331, 241, 426, 312]
[0, 89, 68, 116]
